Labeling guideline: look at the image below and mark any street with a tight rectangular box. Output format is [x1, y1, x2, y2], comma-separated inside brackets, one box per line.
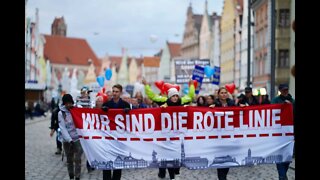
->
[25, 115, 295, 180]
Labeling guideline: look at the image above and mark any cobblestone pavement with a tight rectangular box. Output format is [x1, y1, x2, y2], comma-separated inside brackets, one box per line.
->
[25, 116, 295, 180]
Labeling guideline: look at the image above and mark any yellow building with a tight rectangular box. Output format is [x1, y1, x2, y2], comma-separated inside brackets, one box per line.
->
[220, 0, 238, 85]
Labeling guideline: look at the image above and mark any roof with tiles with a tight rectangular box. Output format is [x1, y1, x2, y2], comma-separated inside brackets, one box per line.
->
[143, 56, 160, 67]
[167, 42, 181, 58]
[43, 34, 100, 67]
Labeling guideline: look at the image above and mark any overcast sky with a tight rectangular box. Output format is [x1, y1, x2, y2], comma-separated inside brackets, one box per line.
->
[26, 0, 224, 58]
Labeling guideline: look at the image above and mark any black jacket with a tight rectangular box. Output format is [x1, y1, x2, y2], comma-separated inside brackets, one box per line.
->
[166, 98, 183, 107]
[50, 107, 60, 131]
[238, 95, 260, 106]
[214, 98, 236, 107]
[102, 98, 131, 109]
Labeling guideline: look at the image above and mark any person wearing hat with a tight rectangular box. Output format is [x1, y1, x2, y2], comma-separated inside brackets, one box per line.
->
[58, 94, 83, 180]
[157, 87, 185, 180]
[142, 79, 195, 179]
[271, 84, 295, 180]
[238, 87, 260, 107]
[76, 87, 92, 108]
[142, 78, 195, 107]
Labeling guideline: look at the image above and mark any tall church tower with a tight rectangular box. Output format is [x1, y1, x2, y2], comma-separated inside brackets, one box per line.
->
[51, 16, 67, 36]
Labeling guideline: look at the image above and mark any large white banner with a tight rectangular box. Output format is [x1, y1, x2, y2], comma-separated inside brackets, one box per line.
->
[70, 104, 294, 170]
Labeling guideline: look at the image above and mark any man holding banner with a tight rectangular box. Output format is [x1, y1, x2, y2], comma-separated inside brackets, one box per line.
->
[101, 84, 131, 180]
[271, 84, 295, 180]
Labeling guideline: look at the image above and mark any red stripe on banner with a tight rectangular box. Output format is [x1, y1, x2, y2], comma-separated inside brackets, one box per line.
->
[234, 134, 244, 138]
[285, 133, 294, 136]
[221, 135, 231, 138]
[130, 138, 140, 141]
[118, 138, 127, 141]
[247, 134, 256, 137]
[79, 135, 83, 138]
[272, 133, 282, 136]
[170, 137, 180, 141]
[184, 136, 193, 140]
[196, 136, 206, 139]
[208, 135, 219, 139]
[156, 138, 167, 141]
[259, 134, 269, 137]
[83, 136, 90, 139]
[143, 138, 153, 141]
[71, 104, 294, 131]
[105, 136, 115, 140]
[92, 136, 102, 139]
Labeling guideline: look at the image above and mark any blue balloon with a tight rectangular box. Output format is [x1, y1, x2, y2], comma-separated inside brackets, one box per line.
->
[96, 76, 105, 87]
[204, 65, 215, 77]
[183, 88, 189, 94]
[105, 68, 112, 80]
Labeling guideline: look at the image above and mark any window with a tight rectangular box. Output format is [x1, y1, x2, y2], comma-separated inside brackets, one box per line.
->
[278, 9, 290, 28]
[278, 49, 289, 67]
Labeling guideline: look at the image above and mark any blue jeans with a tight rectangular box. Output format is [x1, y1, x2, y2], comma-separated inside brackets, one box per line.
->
[276, 162, 290, 180]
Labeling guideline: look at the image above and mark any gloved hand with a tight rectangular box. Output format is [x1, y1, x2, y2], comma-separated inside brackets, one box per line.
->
[102, 106, 109, 112]
[123, 108, 130, 114]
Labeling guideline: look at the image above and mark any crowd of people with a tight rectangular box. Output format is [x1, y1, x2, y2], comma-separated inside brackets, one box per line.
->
[47, 80, 294, 180]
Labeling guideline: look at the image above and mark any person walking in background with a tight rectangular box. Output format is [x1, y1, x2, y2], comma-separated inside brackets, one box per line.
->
[134, 91, 148, 108]
[238, 87, 260, 107]
[196, 95, 207, 107]
[271, 84, 295, 180]
[59, 94, 83, 180]
[206, 94, 215, 107]
[101, 84, 131, 180]
[49, 105, 62, 155]
[75, 86, 95, 173]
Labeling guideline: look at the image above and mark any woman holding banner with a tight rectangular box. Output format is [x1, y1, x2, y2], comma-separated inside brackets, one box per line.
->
[210, 87, 236, 180]
[142, 78, 195, 180]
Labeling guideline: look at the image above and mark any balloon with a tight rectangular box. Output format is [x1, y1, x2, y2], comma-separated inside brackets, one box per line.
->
[183, 83, 189, 94]
[96, 87, 108, 103]
[204, 65, 215, 77]
[189, 80, 198, 88]
[105, 68, 112, 80]
[183, 88, 189, 94]
[96, 76, 104, 87]
[225, 83, 236, 94]
[154, 80, 164, 91]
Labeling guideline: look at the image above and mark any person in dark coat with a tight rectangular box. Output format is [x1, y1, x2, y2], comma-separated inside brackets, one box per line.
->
[101, 84, 131, 180]
[238, 87, 259, 107]
[158, 87, 184, 180]
[50, 105, 62, 155]
[210, 87, 236, 180]
[271, 84, 295, 180]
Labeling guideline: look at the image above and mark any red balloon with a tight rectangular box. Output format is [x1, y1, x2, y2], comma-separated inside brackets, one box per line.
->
[96, 88, 108, 103]
[154, 80, 164, 91]
[225, 83, 236, 94]
[189, 80, 198, 88]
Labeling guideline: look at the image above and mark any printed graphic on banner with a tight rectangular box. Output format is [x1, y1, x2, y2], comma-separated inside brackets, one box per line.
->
[212, 66, 220, 85]
[71, 104, 294, 170]
[175, 59, 210, 84]
[191, 65, 204, 94]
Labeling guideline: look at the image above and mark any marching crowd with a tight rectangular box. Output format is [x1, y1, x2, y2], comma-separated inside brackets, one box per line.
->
[48, 79, 295, 180]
